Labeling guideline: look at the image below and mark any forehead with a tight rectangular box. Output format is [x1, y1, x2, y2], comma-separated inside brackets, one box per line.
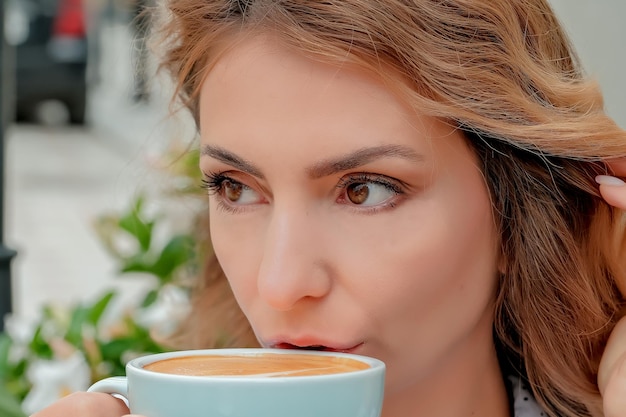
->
[198, 35, 433, 138]
[196, 34, 473, 178]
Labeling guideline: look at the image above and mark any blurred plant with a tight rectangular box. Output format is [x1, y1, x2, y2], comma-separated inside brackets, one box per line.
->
[94, 193, 197, 308]
[0, 145, 205, 415]
[0, 290, 168, 416]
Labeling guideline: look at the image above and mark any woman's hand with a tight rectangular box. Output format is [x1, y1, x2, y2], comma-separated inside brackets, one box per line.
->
[596, 157, 626, 416]
[596, 158, 626, 209]
[599, 317, 626, 417]
[29, 392, 134, 417]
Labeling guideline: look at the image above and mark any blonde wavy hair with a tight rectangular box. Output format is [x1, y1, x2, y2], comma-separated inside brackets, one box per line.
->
[154, 1, 626, 416]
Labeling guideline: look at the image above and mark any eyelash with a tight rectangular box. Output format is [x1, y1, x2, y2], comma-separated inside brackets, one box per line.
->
[200, 171, 232, 195]
[200, 171, 406, 213]
[335, 173, 402, 194]
[200, 171, 247, 214]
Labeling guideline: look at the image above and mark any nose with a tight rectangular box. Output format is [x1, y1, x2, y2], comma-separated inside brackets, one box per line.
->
[257, 206, 332, 311]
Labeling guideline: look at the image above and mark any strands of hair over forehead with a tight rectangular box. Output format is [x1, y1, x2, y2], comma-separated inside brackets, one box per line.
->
[153, 1, 626, 416]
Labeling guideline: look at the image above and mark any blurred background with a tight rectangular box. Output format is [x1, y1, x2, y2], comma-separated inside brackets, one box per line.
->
[4, 0, 198, 323]
[0, 0, 624, 415]
[1, 3, 199, 414]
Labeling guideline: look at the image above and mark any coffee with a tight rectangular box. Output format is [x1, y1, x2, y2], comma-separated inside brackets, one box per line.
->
[144, 353, 370, 377]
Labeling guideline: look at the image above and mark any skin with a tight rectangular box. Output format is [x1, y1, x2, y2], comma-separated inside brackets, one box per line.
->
[199, 36, 506, 417]
[600, 317, 626, 416]
[598, 159, 626, 209]
[33, 39, 626, 417]
[597, 149, 626, 415]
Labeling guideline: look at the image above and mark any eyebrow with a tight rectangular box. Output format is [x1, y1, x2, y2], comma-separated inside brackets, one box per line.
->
[200, 144, 423, 179]
[201, 144, 265, 179]
[306, 144, 423, 179]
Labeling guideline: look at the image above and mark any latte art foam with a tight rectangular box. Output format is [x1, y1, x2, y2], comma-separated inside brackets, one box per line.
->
[144, 353, 370, 377]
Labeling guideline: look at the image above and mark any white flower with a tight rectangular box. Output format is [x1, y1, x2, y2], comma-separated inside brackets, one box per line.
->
[3, 314, 36, 345]
[21, 351, 91, 415]
[133, 284, 190, 339]
[3, 314, 36, 362]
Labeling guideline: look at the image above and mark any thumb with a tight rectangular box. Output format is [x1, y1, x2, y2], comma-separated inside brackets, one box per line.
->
[598, 317, 626, 417]
[601, 353, 626, 417]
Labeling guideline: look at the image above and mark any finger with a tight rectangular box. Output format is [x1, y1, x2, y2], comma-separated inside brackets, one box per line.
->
[602, 353, 626, 417]
[597, 164, 626, 417]
[596, 176, 626, 210]
[31, 392, 130, 417]
[598, 317, 626, 395]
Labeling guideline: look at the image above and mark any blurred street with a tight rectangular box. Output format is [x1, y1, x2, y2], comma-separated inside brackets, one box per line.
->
[5, 18, 195, 321]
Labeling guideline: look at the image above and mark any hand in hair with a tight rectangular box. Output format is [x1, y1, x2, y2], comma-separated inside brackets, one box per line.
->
[599, 317, 626, 417]
[597, 158, 626, 209]
[597, 158, 626, 417]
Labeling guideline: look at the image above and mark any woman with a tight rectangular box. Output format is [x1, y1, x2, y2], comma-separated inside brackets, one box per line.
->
[35, 1, 626, 416]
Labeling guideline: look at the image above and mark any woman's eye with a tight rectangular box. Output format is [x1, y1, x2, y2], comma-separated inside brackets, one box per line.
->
[222, 179, 260, 204]
[223, 180, 242, 202]
[343, 179, 399, 207]
[201, 173, 262, 208]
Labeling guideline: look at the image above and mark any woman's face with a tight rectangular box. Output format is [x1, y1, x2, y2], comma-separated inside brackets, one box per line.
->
[199, 37, 500, 394]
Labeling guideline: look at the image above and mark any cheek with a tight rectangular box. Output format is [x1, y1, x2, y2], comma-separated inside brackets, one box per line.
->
[208, 209, 264, 309]
[338, 185, 499, 389]
[342, 196, 498, 318]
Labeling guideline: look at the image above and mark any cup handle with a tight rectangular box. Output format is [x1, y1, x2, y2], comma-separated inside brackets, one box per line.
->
[87, 376, 128, 399]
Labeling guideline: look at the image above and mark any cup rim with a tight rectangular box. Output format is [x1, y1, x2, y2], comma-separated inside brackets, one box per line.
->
[127, 348, 385, 381]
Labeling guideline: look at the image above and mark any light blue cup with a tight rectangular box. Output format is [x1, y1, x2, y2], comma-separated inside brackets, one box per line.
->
[88, 348, 385, 417]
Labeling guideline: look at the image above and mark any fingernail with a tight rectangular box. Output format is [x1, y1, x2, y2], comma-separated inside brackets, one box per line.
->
[596, 175, 626, 186]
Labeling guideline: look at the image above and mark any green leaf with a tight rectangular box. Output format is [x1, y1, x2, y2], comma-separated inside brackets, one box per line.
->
[150, 235, 195, 282]
[0, 334, 11, 377]
[9, 360, 27, 381]
[4, 372, 30, 403]
[140, 289, 158, 308]
[87, 291, 116, 326]
[118, 196, 154, 252]
[65, 306, 89, 347]
[119, 255, 155, 274]
[28, 326, 53, 359]
[99, 338, 139, 362]
[0, 384, 26, 417]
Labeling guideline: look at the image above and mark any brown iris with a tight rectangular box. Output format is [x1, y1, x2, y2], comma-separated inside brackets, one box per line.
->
[347, 183, 369, 204]
[224, 180, 243, 202]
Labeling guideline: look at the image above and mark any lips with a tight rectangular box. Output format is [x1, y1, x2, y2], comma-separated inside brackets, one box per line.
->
[271, 341, 363, 354]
